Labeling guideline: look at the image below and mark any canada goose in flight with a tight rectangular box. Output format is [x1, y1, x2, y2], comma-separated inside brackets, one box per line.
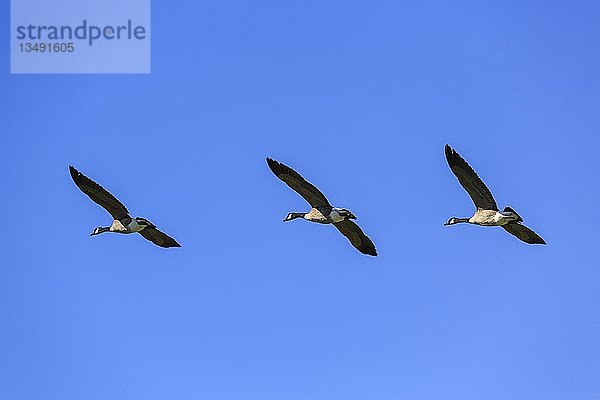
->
[444, 145, 545, 244]
[69, 166, 181, 248]
[266, 158, 377, 256]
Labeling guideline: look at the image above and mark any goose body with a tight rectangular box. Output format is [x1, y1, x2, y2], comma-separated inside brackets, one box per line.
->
[107, 217, 149, 233]
[296, 207, 356, 224]
[267, 158, 377, 256]
[69, 166, 181, 248]
[467, 208, 520, 226]
[444, 145, 545, 245]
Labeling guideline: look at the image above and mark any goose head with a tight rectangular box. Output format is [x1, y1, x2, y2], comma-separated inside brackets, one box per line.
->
[444, 217, 469, 226]
[283, 213, 305, 222]
[90, 226, 109, 236]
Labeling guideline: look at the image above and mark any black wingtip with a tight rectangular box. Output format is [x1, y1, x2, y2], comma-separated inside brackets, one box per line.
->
[360, 243, 378, 256]
[157, 240, 182, 248]
[69, 165, 80, 181]
[362, 248, 378, 256]
[444, 144, 456, 161]
[266, 157, 275, 168]
[533, 235, 547, 245]
[266, 157, 284, 176]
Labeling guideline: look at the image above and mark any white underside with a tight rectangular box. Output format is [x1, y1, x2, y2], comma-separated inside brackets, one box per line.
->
[493, 211, 517, 226]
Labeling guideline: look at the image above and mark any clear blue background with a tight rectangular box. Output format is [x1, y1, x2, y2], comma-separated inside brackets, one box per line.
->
[1, 1, 599, 399]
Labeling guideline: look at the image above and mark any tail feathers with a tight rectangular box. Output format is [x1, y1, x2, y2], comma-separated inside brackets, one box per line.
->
[344, 212, 357, 220]
[503, 206, 523, 222]
[338, 208, 357, 220]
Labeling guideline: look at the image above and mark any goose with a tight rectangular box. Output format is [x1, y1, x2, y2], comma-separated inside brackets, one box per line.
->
[266, 158, 377, 256]
[69, 166, 181, 248]
[444, 144, 545, 244]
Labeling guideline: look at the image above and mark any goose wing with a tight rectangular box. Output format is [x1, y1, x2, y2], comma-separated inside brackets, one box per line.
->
[445, 145, 498, 211]
[139, 227, 181, 248]
[69, 166, 130, 220]
[333, 220, 377, 256]
[502, 223, 546, 245]
[266, 158, 331, 208]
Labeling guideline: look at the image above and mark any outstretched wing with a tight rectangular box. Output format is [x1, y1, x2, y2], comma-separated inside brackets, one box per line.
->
[139, 227, 181, 248]
[445, 145, 498, 211]
[266, 158, 331, 208]
[502, 223, 546, 245]
[333, 220, 377, 256]
[69, 166, 130, 220]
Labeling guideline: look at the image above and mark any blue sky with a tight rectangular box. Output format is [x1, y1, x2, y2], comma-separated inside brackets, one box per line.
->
[1, 1, 599, 399]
